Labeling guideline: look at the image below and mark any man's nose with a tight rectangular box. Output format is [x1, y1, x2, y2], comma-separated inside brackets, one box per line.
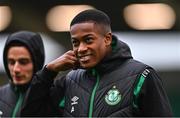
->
[78, 43, 87, 52]
[13, 62, 21, 72]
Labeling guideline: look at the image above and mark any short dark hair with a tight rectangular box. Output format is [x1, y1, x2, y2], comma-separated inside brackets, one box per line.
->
[70, 9, 111, 34]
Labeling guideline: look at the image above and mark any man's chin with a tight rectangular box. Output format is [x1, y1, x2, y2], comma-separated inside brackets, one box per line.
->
[13, 81, 27, 85]
[14, 82, 24, 85]
[80, 62, 96, 69]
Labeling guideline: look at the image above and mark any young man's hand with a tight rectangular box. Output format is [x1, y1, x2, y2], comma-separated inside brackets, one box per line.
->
[46, 50, 78, 72]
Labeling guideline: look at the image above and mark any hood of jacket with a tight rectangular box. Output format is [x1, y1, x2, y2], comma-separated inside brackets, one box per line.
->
[3, 31, 45, 83]
[91, 34, 133, 74]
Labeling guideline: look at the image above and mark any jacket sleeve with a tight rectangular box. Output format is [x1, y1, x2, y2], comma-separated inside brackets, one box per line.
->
[133, 68, 173, 117]
[21, 66, 65, 117]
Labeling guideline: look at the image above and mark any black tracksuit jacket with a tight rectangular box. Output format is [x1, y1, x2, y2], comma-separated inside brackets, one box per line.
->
[0, 31, 45, 117]
[22, 35, 173, 117]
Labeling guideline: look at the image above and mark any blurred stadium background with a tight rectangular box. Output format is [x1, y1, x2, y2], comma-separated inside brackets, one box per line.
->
[0, 0, 180, 116]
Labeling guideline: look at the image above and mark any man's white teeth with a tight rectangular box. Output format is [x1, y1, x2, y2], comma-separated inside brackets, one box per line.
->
[80, 56, 90, 62]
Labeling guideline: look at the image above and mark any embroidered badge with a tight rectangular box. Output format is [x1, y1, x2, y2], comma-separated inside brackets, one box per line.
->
[105, 86, 121, 105]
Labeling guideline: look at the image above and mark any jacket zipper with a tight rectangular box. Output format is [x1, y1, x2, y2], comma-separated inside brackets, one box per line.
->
[88, 69, 100, 118]
[12, 92, 24, 117]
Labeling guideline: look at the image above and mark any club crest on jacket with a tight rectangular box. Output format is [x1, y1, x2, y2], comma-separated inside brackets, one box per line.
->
[105, 86, 121, 105]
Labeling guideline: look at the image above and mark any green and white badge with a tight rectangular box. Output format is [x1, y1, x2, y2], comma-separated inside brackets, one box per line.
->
[105, 86, 121, 105]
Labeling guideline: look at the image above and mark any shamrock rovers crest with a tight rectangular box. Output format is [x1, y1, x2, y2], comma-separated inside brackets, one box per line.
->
[105, 86, 121, 105]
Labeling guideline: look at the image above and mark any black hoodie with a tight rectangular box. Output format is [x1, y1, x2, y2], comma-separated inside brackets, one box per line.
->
[0, 31, 45, 117]
[21, 35, 172, 117]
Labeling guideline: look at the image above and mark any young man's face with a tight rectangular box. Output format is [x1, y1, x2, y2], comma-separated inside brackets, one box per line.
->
[7, 46, 33, 85]
[70, 22, 111, 69]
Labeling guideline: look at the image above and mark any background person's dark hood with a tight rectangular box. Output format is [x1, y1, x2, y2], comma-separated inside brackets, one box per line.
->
[3, 31, 45, 81]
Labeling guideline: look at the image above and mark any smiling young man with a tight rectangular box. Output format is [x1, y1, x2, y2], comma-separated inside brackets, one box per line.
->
[0, 31, 45, 117]
[22, 9, 173, 117]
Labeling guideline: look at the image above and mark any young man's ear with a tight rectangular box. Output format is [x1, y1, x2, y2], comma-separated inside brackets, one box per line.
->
[104, 32, 112, 46]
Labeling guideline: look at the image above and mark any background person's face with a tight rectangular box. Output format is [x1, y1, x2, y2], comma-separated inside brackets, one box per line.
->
[7, 46, 33, 85]
[70, 22, 110, 69]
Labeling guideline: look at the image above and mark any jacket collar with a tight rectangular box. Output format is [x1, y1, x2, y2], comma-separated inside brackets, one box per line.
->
[88, 34, 133, 75]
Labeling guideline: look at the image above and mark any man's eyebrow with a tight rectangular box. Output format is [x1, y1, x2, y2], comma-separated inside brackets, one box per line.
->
[8, 57, 31, 60]
[72, 34, 93, 39]
[83, 34, 93, 38]
[19, 58, 31, 60]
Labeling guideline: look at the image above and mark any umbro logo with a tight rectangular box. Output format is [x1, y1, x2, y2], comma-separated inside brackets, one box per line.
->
[71, 96, 79, 105]
[71, 96, 79, 113]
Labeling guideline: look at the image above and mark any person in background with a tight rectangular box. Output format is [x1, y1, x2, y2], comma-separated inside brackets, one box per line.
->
[22, 9, 173, 117]
[0, 31, 45, 117]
